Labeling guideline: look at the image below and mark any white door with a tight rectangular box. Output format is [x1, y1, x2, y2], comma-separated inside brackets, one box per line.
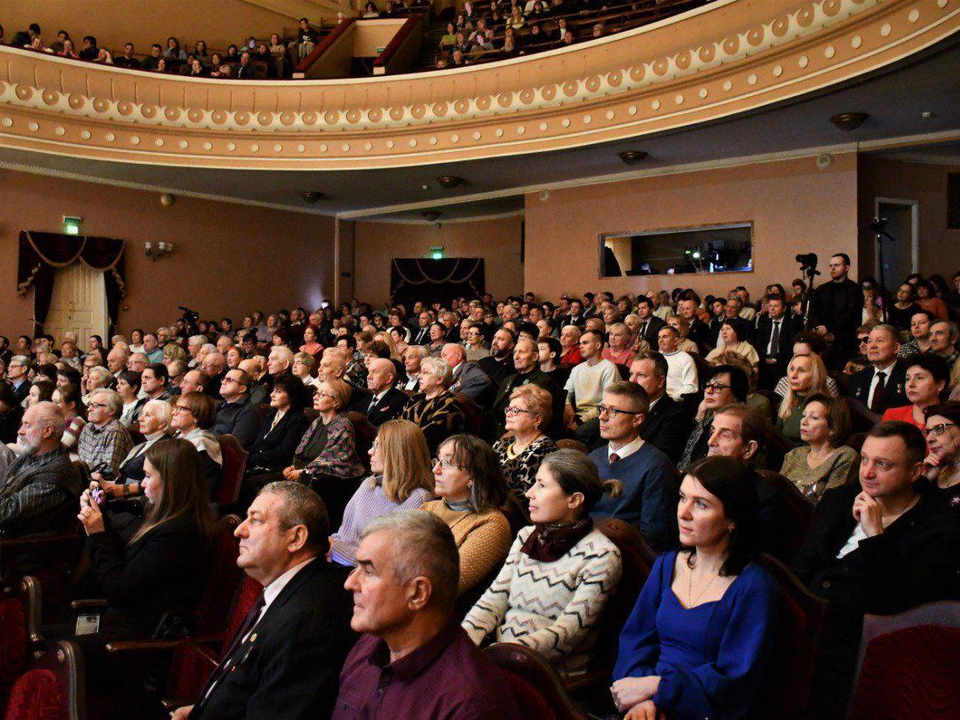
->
[44, 262, 108, 345]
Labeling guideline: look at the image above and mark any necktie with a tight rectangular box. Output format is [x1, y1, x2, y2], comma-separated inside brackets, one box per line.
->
[769, 321, 780, 356]
[870, 372, 887, 413]
[640, 322, 648, 339]
[610, 453, 620, 464]
[198, 593, 265, 707]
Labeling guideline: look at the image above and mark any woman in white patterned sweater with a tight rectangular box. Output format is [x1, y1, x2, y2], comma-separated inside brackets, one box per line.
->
[462, 449, 623, 676]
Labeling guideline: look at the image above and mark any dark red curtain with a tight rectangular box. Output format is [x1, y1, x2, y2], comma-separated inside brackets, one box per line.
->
[17, 231, 126, 336]
[390, 258, 485, 307]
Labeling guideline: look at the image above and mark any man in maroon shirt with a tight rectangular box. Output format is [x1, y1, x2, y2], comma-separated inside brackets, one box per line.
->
[332, 511, 523, 719]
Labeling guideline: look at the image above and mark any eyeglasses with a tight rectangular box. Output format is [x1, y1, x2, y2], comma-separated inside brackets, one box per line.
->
[173, 406, 193, 414]
[505, 406, 535, 417]
[597, 404, 642, 419]
[433, 456, 464, 470]
[704, 382, 732, 392]
[858, 337, 870, 345]
[923, 423, 958, 437]
[87, 402, 108, 410]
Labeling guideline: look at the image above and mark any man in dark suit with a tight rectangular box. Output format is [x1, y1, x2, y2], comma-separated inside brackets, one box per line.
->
[362, 359, 408, 427]
[808, 253, 864, 369]
[755, 296, 802, 390]
[846, 325, 908, 414]
[442, 344, 492, 405]
[629, 353, 692, 464]
[489, 337, 563, 439]
[635, 296, 666, 347]
[411, 311, 432, 346]
[677, 297, 710, 348]
[177, 482, 356, 719]
[561, 299, 585, 328]
[213, 369, 263, 449]
[6, 355, 31, 404]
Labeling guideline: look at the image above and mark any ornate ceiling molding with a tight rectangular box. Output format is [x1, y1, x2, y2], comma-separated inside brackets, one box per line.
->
[0, 0, 957, 169]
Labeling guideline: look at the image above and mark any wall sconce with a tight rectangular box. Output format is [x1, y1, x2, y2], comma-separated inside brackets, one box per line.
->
[144, 241, 174, 261]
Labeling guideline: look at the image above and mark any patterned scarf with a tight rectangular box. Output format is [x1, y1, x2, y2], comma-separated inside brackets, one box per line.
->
[521, 517, 593, 562]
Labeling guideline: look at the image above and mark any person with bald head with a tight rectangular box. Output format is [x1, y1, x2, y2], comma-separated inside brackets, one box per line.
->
[241, 358, 270, 406]
[441, 343, 492, 404]
[361, 358, 407, 427]
[127, 352, 148, 375]
[107, 346, 130, 378]
[320, 350, 371, 413]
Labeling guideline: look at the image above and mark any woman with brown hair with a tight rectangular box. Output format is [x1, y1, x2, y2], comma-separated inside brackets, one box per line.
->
[171, 391, 223, 496]
[329, 419, 435, 566]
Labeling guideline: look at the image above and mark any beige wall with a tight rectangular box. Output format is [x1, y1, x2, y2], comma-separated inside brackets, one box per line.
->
[858, 156, 960, 279]
[0, 0, 311, 55]
[524, 154, 860, 300]
[352, 216, 524, 305]
[0, 169, 335, 339]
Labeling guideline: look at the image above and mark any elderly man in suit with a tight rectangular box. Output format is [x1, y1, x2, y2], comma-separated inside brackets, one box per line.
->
[441, 343, 492, 405]
[847, 324, 908, 415]
[175, 482, 356, 719]
[362, 358, 408, 427]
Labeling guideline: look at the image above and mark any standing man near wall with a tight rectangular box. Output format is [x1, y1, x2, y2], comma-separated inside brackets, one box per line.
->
[808, 253, 864, 370]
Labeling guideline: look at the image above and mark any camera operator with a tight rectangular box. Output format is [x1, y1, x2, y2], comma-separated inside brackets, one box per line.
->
[807, 253, 864, 370]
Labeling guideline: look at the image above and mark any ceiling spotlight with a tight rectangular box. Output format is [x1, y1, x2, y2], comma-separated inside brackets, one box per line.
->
[301, 191, 325, 203]
[830, 112, 869, 131]
[618, 150, 649, 166]
[436, 176, 464, 189]
[421, 210, 442, 222]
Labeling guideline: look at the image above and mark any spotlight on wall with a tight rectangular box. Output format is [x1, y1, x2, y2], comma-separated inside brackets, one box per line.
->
[421, 210, 442, 222]
[830, 112, 869, 131]
[144, 241, 174, 261]
[160, 193, 176, 207]
[301, 191, 325, 203]
[436, 176, 464, 189]
[617, 150, 649, 166]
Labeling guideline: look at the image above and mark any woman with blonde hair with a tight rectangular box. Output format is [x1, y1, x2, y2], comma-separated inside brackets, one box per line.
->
[603, 323, 638, 366]
[667, 315, 699, 355]
[776, 353, 829, 442]
[401, 356, 465, 453]
[374, 331, 402, 362]
[329, 419, 435, 566]
[494, 384, 558, 506]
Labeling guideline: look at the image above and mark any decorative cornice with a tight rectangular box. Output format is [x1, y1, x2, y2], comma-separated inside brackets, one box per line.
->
[0, 0, 957, 169]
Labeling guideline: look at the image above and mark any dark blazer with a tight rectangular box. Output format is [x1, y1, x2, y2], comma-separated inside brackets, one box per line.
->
[478, 355, 514, 388]
[345, 386, 372, 415]
[362, 387, 408, 427]
[88, 514, 214, 639]
[411, 326, 431, 346]
[846, 361, 908, 414]
[637, 316, 666, 346]
[450, 361, 493, 404]
[755, 314, 801, 365]
[11, 380, 30, 405]
[213, 395, 263, 449]
[640, 394, 693, 464]
[686, 318, 711, 348]
[489, 368, 563, 439]
[193, 557, 357, 719]
[0, 405, 23, 445]
[248, 409, 312, 471]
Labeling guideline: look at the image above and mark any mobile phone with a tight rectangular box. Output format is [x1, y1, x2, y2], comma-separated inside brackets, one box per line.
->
[91, 487, 104, 504]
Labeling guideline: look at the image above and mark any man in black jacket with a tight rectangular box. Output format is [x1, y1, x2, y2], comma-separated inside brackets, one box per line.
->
[846, 325, 908, 414]
[754, 295, 801, 390]
[362, 359, 407, 427]
[629, 353, 692, 464]
[478, 328, 517, 387]
[635, 296, 666, 348]
[793, 423, 960, 715]
[213, 370, 263, 449]
[179, 482, 356, 719]
[489, 337, 562, 439]
[807, 253, 864, 369]
[677, 297, 710, 349]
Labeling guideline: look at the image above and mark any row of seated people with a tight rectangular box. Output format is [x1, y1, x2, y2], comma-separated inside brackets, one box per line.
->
[0, 17, 329, 80]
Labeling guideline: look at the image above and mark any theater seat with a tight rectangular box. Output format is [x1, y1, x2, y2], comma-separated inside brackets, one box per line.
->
[3, 641, 85, 720]
[215, 435, 249, 508]
[847, 601, 960, 720]
[345, 412, 376, 470]
[844, 397, 881, 434]
[756, 470, 815, 561]
[0, 577, 42, 707]
[453, 392, 483, 435]
[749, 554, 828, 719]
[555, 439, 589, 454]
[484, 643, 584, 720]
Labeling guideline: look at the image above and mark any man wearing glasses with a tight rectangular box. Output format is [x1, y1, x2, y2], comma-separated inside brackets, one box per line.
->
[588, 382, 679, 553]
[77, 389, 132, 481]
[212, 369, 263, 449]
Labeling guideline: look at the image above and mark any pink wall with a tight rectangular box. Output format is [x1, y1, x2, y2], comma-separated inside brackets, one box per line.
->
[858, 156, 960, 278]
[523, 154, 860, 300]
[0, 169, 335, 339]
[351, 215, 524, 305]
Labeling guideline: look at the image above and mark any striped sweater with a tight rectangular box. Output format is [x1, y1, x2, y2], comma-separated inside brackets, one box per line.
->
[462, 526, 622, 676]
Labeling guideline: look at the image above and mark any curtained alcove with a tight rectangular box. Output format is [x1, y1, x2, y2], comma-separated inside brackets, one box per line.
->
[390, 258, 485, 307]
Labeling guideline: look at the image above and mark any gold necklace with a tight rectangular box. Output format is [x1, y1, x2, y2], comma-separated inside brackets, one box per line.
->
[686, 561, 721, 607]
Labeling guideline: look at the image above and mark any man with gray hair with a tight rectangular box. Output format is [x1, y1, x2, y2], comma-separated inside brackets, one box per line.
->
[187, 335, 207, 368]
[126, 352, 149, 374]
[78, 388, 132, 481]
[401, 345, 428, 392]
[361, 358, 407, 427]
[5, 355, 31, 404]
[334, 510, 522, 718]
[106, 346, 129, 378]
[177, 482, 356, 719]
[0, 402, 83, 537]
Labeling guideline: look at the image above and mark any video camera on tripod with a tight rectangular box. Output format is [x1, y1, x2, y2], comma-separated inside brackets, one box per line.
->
[796, 253, 820, 274]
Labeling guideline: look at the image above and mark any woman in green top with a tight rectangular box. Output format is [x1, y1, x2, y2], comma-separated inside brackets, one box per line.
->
[780, 394, 859, 501]
[776, 354, 829, 443]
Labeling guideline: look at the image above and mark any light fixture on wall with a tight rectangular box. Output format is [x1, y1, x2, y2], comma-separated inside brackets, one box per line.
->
[617, 150, 649, 166]
[830, 112, 869, 131]
[144, 241, 174, 261]
[301, 191, 325, 203]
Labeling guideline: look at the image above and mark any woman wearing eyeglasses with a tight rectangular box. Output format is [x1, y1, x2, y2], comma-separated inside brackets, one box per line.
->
[679, 365, 748, 471]
[421, 434, 512, 595]
[882, 354, 949, 429]
[171, 391, 223, 496]
[921, 402, 960, 513]
[494, 385, 558, 508]
[401, 356, 465, 454]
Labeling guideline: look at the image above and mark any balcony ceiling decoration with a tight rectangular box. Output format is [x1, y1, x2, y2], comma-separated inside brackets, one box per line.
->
[0, 0, 957, 170]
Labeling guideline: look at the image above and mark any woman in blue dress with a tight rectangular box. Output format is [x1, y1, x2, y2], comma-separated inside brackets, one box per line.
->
[611, 456, 778, 719]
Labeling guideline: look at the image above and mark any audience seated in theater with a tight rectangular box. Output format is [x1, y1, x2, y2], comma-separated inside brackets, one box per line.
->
[246, 374, 311, 476]
[6, 355, 31, 404]
[421, 435, 512, 595]
[899, 309, 933, 357]
[589, 382, 679, 553]
[0, 402, 82, 536]
[52, 384, 86, 452]
[679, 364, 748, 470]
[360, 358, 409, 427]
[779, 394, 859, 501]
[776, 353, 830, 442]
[464, 449, 622, 675]
[292, 352, 320, 393]
[400, 345, 427, 393]
[335, 510, 522, 718]
[538, 336, 570, 389]
[116, 370, 144, 427]
[793, 422, 960, 713]
[658, 326, 698, 401]
[79, 389, 133, 481]
[880, 352, 948, 429]
[847, 324, 908, 414]
[171, 391, 223, 496]
[602, 322, 637, 367]
[929, 320, 960, 388]
[706, 319, 759, 367]
[140, 362, 173, 405]
[401, 357, 466, 454]
[175, 482, 356, 720]
[106, 346, 128, 378]
[629, 352, 693, 464]
[282, 378, 364, 522]
[559, 325, 583, 368]
[920, 402, 960, 513]
[94, 399, 174, 503]
[318, 350, 371, 413]
[491, 337, 562, 439]
[213, 369, 263, 449]
[773, 332, 840, 397]
[493, 385, 558, 507]
[329, 419, 435, 567]
[612, 456, 777, 720]
[179, 368, 208, 397]
[443, 343, 493, 404]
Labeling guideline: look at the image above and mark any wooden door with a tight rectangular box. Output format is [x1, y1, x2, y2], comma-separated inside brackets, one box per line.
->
[44, 262, 108, 345]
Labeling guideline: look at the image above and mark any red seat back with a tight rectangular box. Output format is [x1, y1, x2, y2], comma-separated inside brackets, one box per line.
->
[193, 515, 244, 635]
[848, 601, 960, 719]
[757, 470, 815, 560]
[345, 412, 376, 472]
[4, 641, 85, 720]
[215, 435, 249, 507]
[453, 392, 482, 435]
[484, 643, 583, 720]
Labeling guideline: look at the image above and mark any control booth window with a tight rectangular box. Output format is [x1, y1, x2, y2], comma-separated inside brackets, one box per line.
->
[599, 222, 753, 277]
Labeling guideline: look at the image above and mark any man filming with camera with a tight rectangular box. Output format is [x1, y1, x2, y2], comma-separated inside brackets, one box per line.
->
[806, 252, 864, 369]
